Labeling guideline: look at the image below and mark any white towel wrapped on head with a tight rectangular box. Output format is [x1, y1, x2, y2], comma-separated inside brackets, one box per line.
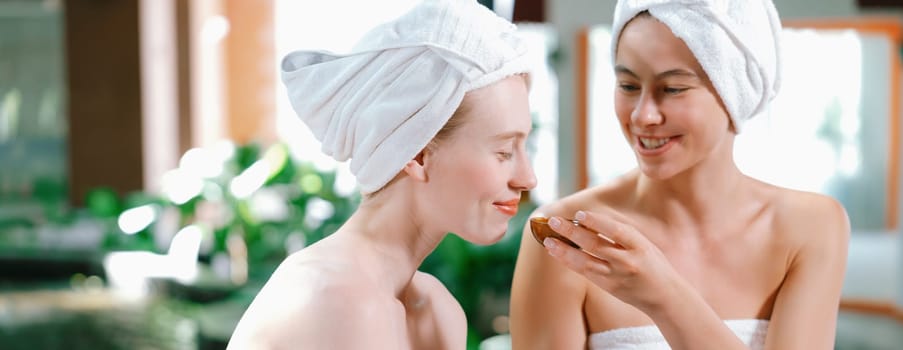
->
[281, 0, 531, 194]
[611, 0, 783, 133]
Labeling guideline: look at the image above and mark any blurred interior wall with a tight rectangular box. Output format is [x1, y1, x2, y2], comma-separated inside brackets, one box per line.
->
[64, 0, 275, 205]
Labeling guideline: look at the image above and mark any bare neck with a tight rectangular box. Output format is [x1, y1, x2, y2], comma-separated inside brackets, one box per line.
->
[635, 151, 747, 232]
[336, 186, 448, 298]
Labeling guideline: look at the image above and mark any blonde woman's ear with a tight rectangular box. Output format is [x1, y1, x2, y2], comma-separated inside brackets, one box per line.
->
[402, 152, 428, 182]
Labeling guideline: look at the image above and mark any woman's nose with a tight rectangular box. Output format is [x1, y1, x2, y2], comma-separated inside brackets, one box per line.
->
[631, 92, 664, 127]
[511, 154, 537, 191]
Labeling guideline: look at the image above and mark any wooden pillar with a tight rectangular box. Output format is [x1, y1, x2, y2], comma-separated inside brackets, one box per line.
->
[65, 0, 181, 205]
[514, 0, 545, 22]
[65, 0, 145, 206]
[858, 0, 903, 8]
[176, 0, 194, 156]
[222, 0, 276, 145]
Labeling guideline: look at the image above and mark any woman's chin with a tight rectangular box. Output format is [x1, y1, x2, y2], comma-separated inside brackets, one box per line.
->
[639, 163, 681, 180]
[459, 228, 508, 245]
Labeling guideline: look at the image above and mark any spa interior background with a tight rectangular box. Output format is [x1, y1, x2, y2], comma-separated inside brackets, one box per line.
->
[2, 0, 903, 349]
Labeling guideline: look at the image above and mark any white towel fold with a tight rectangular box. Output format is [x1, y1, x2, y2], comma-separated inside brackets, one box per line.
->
[281, 0, 530, 194]
[611, 0, 783, 133]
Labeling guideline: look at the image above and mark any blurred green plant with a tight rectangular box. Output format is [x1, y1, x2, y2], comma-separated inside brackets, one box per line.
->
[106, 142, 362, 270]
[2, 140, 535, 349]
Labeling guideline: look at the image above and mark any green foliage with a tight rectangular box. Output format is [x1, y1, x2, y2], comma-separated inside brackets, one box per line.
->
[421, 200, 537, 345]
[8, 140, 534, 348]
[84, 188, 120, 219]
[32, 142, 359, 266]
[159, 142, 361, 266]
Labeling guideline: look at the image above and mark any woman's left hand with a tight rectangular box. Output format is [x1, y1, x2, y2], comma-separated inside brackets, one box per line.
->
[543, 210, 685, 313]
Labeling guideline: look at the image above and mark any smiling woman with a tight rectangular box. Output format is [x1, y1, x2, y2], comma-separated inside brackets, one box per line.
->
[511, 1, 850, 349]
[581, 18, 902, 233]
[572, 22, 901, 336]
[227, 1, 537, 349]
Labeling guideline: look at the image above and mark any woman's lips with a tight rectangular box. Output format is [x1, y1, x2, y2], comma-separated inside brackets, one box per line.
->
[493, 199, 520, 216]
[636, 135, 680, 156]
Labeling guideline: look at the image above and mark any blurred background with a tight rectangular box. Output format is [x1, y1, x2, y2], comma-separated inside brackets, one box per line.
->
[0, 0, 901, 349]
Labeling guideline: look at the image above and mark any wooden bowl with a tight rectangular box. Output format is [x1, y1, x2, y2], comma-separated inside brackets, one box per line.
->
[529, 217, 580, 248]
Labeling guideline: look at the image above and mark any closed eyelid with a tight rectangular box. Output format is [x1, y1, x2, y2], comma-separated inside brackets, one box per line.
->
[663, 87, 689, 94]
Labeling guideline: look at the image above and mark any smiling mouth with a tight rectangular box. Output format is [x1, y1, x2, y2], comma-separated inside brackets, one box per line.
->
[493, 199, 520, 216]
[639, 137, 670, 150]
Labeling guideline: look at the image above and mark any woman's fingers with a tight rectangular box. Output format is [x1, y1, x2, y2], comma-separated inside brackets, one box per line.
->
[543, 237, 613, 275]
[548, 215, 624, 254]
[572, 210, 640, 250]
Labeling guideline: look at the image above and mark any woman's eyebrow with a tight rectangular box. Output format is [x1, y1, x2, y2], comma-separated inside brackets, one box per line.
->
[614, 65, 637, 78]
[655, 68, 699, 80]
[615, 65, 699, 81]
[492, 131, 528, 141]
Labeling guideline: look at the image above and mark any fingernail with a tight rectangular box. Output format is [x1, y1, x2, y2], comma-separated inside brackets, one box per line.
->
[575, 211, 586, 221]
[549, 217, 561, 229]
[543, 238, 560, 256]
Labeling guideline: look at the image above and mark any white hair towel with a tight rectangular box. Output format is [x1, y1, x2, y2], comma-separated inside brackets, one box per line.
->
[281, 0, 530, 194]
[611, 0, 783, 133]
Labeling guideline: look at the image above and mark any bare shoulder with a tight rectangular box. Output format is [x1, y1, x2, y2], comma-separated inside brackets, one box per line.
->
[410, 272, 463, 316]
[771, 186, 849, 234]
[228, 251, 398, 349]
[765, 184, 851, 256]
[411, 271, 460, 309]
[535, 172, 638, 219]
[408, 272, 467, 342]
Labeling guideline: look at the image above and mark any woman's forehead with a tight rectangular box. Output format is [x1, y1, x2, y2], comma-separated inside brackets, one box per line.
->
[462, 78, 530, 127]
[456, 108, 531, 139]
[615, 17, 703, 76]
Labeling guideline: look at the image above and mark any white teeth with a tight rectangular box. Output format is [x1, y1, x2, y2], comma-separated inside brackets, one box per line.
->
[639, 137, 669, 149]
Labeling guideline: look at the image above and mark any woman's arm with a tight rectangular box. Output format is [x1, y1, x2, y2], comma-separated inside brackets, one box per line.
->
[543, 209, 749, 350]
[763, 195, 850, 349]
[510, 212, 589, 350]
